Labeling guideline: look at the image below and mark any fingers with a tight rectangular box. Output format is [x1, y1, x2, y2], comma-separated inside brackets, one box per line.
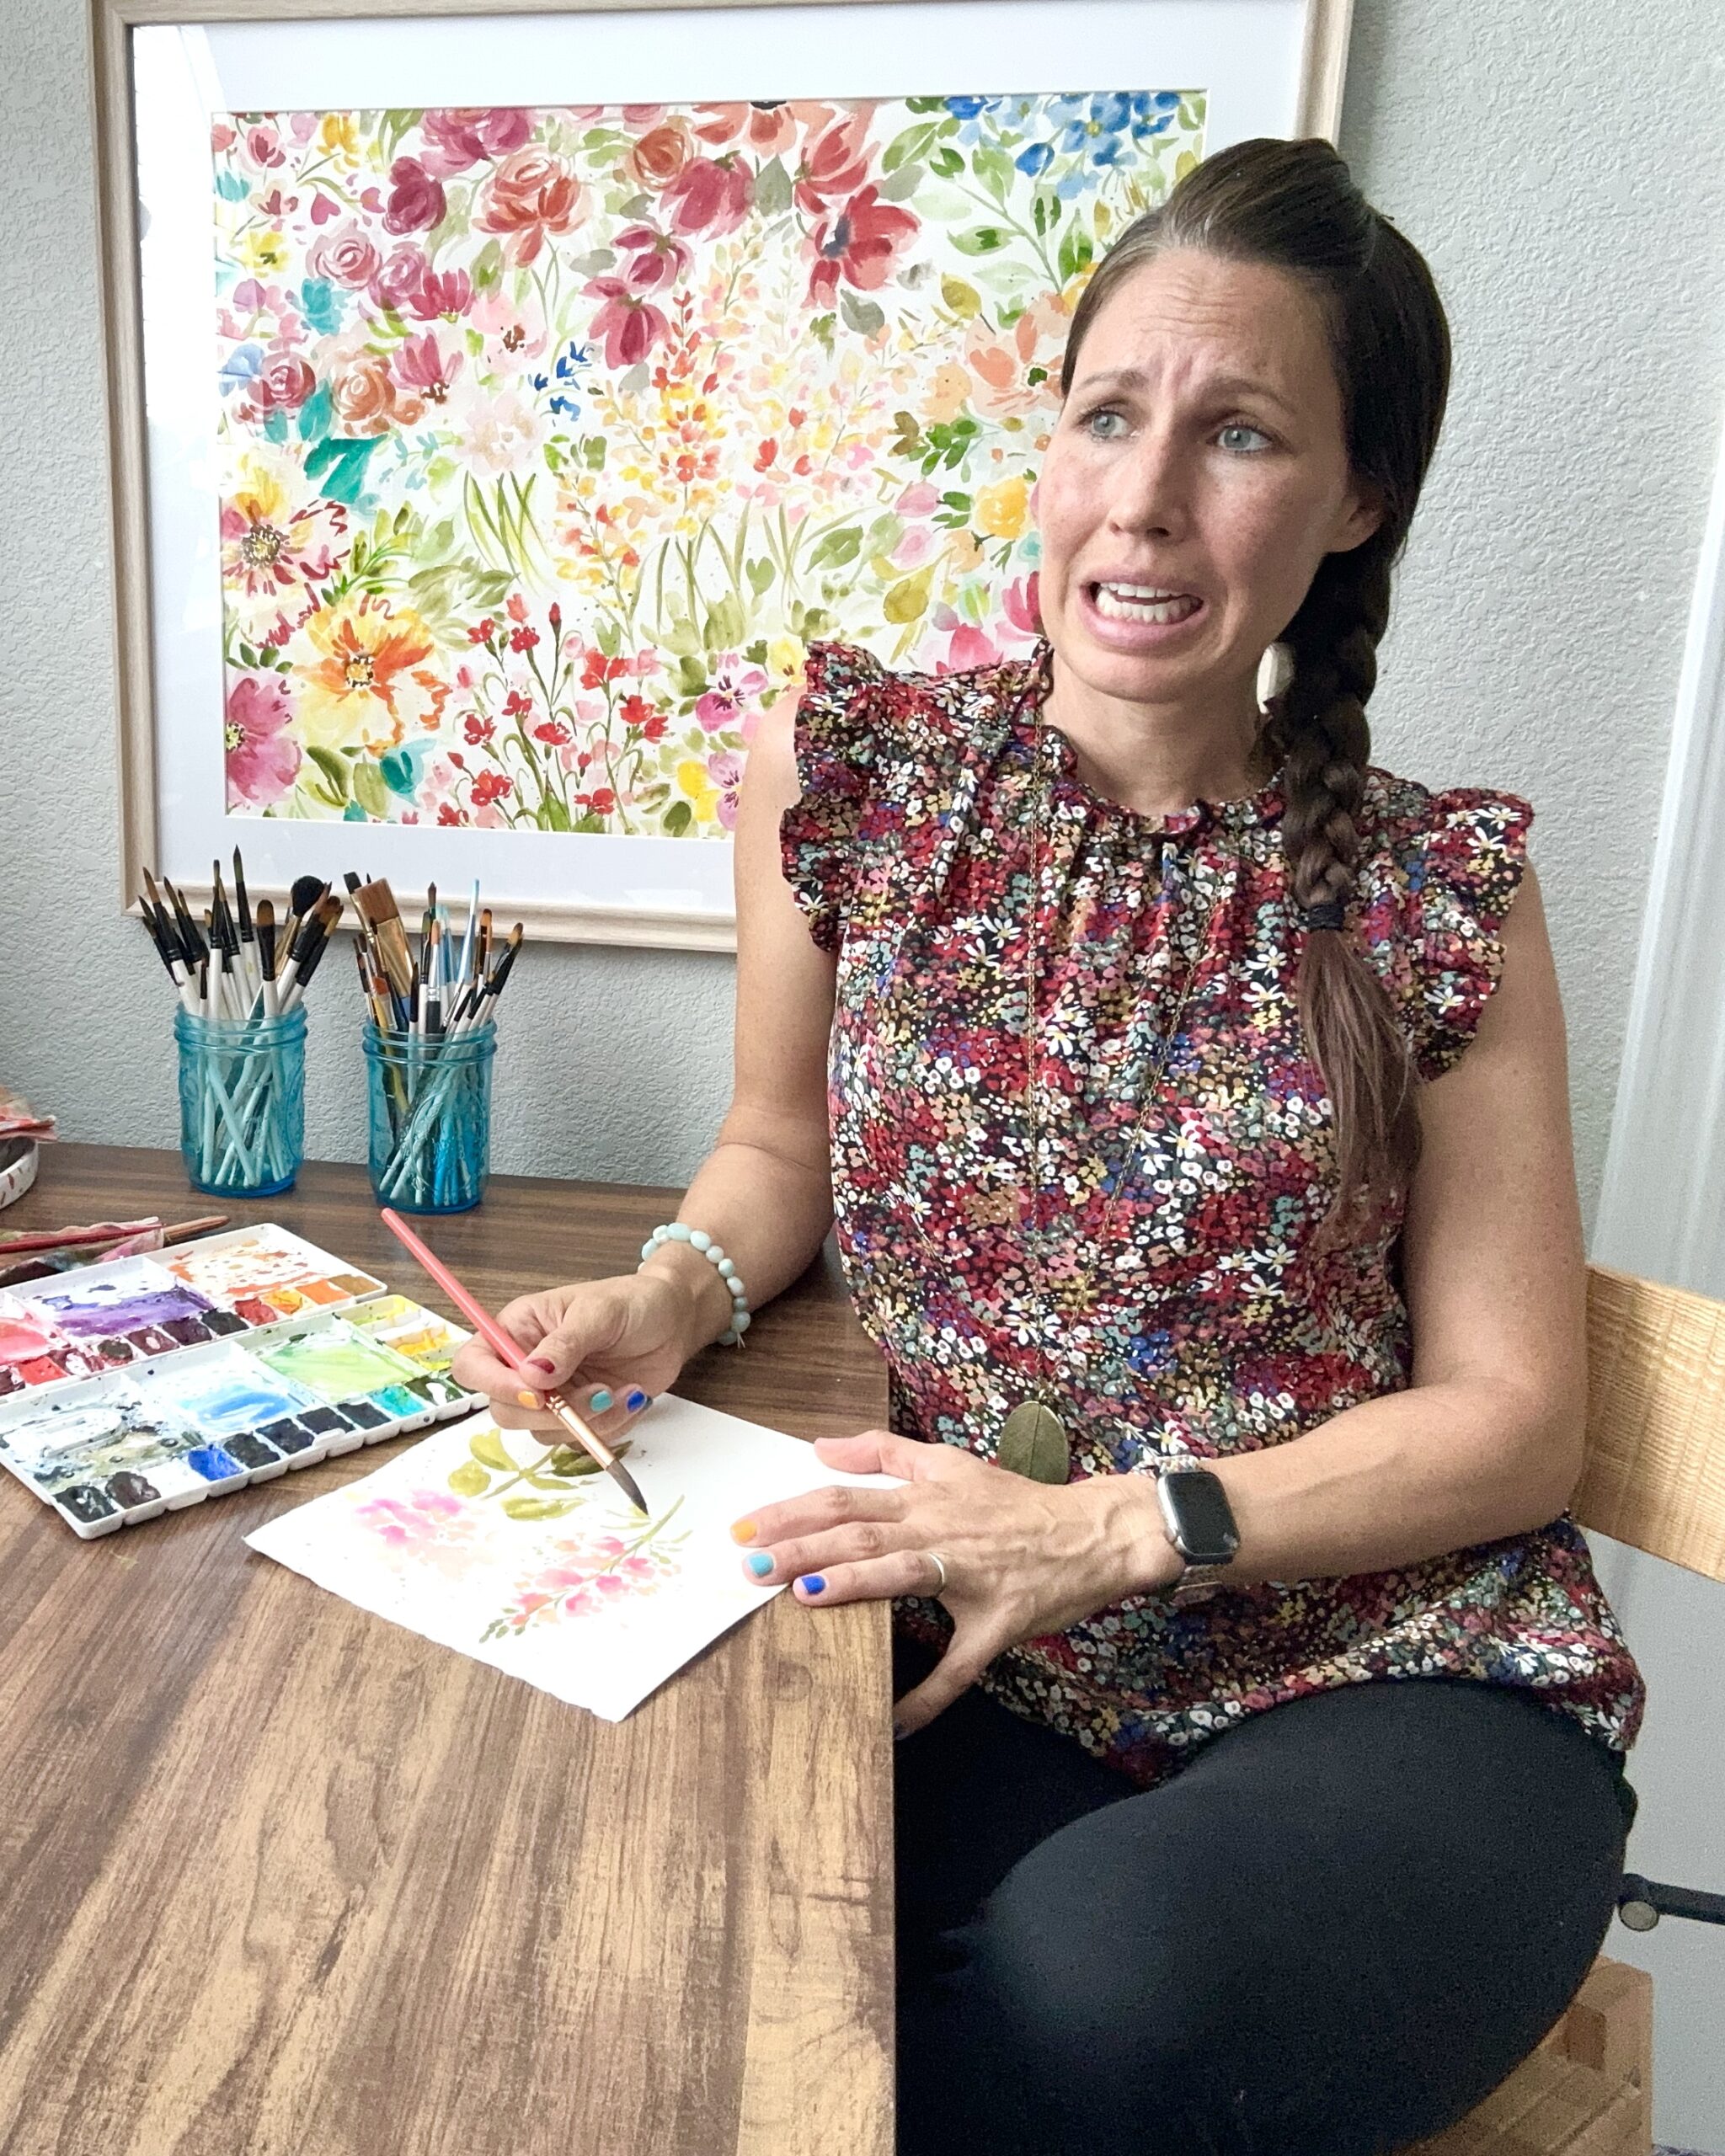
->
[520, 1285, 628, 1388]
[730, 1478, 908, 1559]
[782, 1548, 945, 1609]
[892, 1630, 997, 1737]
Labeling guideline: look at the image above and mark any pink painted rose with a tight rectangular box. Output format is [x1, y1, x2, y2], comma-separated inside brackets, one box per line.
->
[251, 351, 316, 413]
[419, 105, 533, 177]
[383, 156, 446, 235]
[370, 243, 432, 314]
[223, 674, 302, 808]
[307, 222, 381, 291]
[626, 120, 693, 190]
[474, 148, 588, 267]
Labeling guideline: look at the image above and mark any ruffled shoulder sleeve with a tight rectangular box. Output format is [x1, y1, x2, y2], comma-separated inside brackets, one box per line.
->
[777, 639, 894, 955]
[1357, 772, 1536, 1082]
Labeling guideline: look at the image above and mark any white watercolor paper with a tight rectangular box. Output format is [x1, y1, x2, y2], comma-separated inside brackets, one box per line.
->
[244, 1396, 901, 1721]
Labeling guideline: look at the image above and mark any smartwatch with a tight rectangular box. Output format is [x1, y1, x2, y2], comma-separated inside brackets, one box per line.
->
[1155, 1456, 1241, 1608]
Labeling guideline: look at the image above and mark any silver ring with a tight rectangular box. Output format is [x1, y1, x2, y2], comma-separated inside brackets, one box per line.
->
[925, 1549, 950, 1596]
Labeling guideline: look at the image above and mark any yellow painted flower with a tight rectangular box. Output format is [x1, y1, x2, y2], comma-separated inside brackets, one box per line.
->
[975, 476, 1030, 542]
[766, 637, 804, 686]
[318, 114, 359, 158]
[238, 228, 291, 276]
[676, 760, 718, 820]
[292, 595, 446, 755]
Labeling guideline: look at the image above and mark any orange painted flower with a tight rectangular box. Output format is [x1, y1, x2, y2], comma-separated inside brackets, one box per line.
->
[475, 148, 588, 267]
[292, 595, 447, 755]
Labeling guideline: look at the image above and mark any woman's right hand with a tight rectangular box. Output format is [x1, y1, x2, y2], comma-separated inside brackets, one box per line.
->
[449, 1271, 695, 1442]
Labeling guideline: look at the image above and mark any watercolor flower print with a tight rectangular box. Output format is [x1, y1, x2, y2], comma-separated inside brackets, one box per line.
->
[213, 90, 1204, 833]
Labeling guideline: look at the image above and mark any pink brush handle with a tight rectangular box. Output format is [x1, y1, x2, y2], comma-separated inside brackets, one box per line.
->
[377, 1207, 531, 1374]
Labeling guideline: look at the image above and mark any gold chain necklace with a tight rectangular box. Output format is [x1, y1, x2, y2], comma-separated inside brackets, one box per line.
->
[995, 707, 1234, 1485]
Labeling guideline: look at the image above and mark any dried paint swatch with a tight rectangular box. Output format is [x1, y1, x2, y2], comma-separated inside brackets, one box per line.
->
[246, 1399, 903, 1721]
[347, 1295, 467, 1374]
[0, 1379, 245, 1524]
[161, 1226, 382, 1320]
[0, 1291, 100, 1393]
[22, 1257, 248, 1359]
[250, 1321, 425, 1406]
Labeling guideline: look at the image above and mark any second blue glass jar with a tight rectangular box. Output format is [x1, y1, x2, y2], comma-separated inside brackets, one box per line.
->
[363, 1019, 496, 1214]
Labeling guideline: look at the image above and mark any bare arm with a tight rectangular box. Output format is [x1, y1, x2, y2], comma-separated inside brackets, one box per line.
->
[1109, 860, 1589, 1588]
[643, 690, 844, 1358]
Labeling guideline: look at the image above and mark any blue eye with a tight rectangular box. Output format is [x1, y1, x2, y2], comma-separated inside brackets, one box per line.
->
[1218, 423, 1271, 453]
[1083, 407, 1128, 439]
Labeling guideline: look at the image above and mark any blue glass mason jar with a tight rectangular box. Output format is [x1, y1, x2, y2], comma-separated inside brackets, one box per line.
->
[174, 1005, 307, 1198]
[363, 1019, 496, 1214]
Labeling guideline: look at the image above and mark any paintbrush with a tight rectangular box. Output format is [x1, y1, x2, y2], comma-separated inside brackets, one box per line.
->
[350, 878, 416, 1005]
[377, 1207, 650, 1515]
[232, 846, 257, 1000]
[282, 873, 328, 968]
[255, 897, 277, 1016]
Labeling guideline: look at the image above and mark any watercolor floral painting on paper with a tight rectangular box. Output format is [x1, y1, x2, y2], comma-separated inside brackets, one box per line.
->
[213, 89, 1205, 834]
[244, 1402, 900, 1720]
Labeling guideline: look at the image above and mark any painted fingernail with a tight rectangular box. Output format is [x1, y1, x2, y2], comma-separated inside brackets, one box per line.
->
[730, 1518, 757, 1544]
[893, 1721, 910, 1742]
[587, 1387, 614, 1412]
[516, 1389, 543, 1410]
[527, 1357, 556, 1375]
[799, 1574, 826, 1595]
[624, 1387, 648, 1412]
[745, 1551, 774, 1578]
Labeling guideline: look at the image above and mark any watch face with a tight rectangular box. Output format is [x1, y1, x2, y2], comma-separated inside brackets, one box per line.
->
[1160, 1468, 1240, 1564]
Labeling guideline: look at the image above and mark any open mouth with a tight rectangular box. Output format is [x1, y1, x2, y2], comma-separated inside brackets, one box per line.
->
[1087, 581, 1204, 627]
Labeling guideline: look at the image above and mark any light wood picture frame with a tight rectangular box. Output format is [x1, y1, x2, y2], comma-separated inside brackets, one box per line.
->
[93, 0, 1354, 950]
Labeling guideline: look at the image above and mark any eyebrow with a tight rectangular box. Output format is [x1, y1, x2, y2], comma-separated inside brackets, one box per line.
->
[1071, 366, 1300, 419]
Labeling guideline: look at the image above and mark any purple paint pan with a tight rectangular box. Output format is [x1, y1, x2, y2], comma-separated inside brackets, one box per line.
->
[22, 1259, 226, 1355]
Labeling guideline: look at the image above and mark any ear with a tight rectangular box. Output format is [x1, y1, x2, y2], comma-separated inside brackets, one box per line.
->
[1331, 474, 1386, 555]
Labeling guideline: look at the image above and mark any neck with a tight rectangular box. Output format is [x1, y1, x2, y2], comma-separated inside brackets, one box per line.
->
[1040, 644, 1268, 819]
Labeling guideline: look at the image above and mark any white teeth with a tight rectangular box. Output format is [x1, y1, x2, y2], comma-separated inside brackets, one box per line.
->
[1094, 584, 1202, 625]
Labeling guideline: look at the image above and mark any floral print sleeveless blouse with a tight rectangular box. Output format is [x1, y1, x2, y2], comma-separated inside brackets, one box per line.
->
[779, 635, 1645, 1790]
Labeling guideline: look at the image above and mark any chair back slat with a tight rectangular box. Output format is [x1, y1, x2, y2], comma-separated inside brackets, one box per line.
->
[1575, 1263, 1725, 1582]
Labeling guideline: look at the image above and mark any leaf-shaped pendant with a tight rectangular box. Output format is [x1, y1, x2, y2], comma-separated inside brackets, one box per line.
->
[996, 1400, 1071, 1485]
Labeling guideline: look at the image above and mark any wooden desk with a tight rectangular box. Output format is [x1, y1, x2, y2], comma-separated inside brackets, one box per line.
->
[0, 1145, 895, 2156]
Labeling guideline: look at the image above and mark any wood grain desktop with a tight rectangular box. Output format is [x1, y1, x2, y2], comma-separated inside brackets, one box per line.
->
[0, 1145, 895, 2156]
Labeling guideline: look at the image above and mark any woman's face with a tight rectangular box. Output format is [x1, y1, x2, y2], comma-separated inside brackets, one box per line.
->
[1036, 247, 1383, 717]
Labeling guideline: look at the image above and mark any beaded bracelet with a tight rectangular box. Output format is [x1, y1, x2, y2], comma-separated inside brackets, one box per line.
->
[638, 1221, 751, 1347]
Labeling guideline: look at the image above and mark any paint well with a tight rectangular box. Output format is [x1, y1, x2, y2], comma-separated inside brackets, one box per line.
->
[253, 1325, 422, 1405]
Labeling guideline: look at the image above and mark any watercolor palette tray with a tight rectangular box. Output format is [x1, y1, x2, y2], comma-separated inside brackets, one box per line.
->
[0, 1225, 483, 1538]
[0, 1226, 383, 1403]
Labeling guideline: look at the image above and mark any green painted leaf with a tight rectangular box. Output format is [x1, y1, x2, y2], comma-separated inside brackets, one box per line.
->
[447, 1460, 490, 1497]
[351, 758, 389, 819]
[882, 120, 942, 173]
[754, 156, 792, 217]
[941, 275, 982, 320]
[950, 226, 1009, 257]
[973, 144, 1015, 203]
[1057, 226, 1095, 282]
[306, 744, 351, 801]
[501, 1494, 584, 1521]
[883, 565, 934, 624]
[838, 290, 885, 338]
[664, 799, 692, 835]
[929, 146, 964, 179]
[808, 525, 863, 570]
[745, 557, 776, 595]
[470, 1427, 515, 1472]
[304, 433, 382, 507]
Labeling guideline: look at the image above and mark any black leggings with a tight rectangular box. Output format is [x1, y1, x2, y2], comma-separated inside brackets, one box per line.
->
[894, 1632, 1637, 2156]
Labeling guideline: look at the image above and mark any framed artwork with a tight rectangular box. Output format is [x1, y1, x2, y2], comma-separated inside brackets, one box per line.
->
[95, 0, 1354, 947]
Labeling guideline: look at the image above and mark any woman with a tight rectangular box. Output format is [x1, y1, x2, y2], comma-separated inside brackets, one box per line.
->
[454, 137, 1645, 2154]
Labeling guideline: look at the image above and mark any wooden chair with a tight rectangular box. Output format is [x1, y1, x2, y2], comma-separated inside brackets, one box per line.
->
[1410, 1262, 1725, 2155]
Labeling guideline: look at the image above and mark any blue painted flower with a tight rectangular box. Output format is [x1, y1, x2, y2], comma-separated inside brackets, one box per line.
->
[219, 342, 264, 397]
[1015, 141, 1055, 179]
[943, 93, 1004, 145]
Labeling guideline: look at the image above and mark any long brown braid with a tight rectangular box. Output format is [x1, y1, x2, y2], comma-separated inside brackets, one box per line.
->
[1056, 137, 1451, 1248]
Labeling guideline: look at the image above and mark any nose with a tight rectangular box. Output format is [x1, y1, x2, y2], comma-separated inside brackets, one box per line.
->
[1104, 427, 1189, 542]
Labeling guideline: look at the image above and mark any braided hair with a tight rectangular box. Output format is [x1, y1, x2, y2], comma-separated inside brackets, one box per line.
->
[1056, 137, 1452, 1248]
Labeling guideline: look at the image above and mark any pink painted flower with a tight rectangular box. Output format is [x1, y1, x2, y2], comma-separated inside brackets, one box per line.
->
[243, 122, 285, 170]
[383, 155, 446, 235]
[356, 1486, 466, 1547]
[708, 748, 745, 831]
[393, 329, 463, 406]
[805, 186, 918, 308]
[250, 351, 317, 413]
[474, 148, 588, 267]
[694, 654, 768, 734]
[471, 285, 548, 373]
[307, 221, 382, 291]
[419, 106, 534, 178]
[663, 156, 753, 238]
[613, 222, 692, 294]
[223, 670, 302, 809]
[405, 265, 474, 320]
[581, 277, 670, 369]
[370, 243, 432, 314]
[793, 111, 873, 214]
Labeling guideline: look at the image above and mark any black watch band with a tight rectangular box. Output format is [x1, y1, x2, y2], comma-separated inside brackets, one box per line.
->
[1155, 1458, 1241, 1607]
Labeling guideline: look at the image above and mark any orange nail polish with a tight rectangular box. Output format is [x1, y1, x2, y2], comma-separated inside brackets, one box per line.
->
[516, 1389, 543, 1410]
[730, 1518, 757, 1544]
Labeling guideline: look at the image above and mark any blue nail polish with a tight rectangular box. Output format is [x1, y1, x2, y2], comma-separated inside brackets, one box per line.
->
[746, 1551, 773, 1577]
[588, 1387, 614, 1412]
[624, 1388, 648, 1412]
[801, 1574, 826, 1595]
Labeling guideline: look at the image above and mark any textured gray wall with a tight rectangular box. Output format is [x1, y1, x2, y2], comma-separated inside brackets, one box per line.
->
[2, 0, 1722, 1227]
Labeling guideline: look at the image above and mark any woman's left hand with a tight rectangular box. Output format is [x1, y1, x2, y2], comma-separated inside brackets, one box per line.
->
[729, 1429, 1184, 1735]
